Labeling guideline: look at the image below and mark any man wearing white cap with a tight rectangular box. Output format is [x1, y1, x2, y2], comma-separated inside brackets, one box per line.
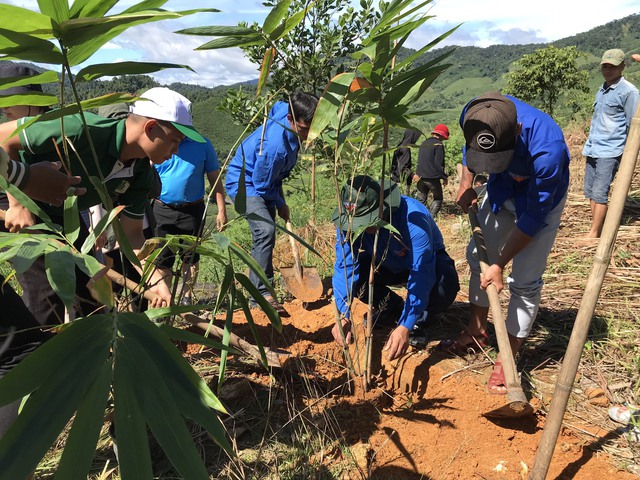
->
[0, 86, 203, 322]
[582, 49, 639, 238]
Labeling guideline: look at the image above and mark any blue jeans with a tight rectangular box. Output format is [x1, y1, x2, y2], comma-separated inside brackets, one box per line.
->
[245, 196, 277, 296]
[584, 156, 621, 204]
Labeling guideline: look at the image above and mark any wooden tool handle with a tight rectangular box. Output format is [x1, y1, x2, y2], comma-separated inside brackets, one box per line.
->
[285, 220, 303, 281]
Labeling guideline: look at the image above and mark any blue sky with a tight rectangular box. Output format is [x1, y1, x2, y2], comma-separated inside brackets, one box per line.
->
[6, 0, 640, 87]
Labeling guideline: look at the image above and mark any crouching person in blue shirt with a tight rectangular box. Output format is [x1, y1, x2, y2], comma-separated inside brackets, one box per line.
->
[331, 175, 460, 360]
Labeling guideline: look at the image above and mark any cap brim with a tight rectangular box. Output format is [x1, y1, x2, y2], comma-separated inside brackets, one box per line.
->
[332, 182, 401, 232]
[171, 122, 205, 143]
[466, 147, 514, 174]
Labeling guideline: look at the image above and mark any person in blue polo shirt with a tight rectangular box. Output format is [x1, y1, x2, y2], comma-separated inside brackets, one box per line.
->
[154, 136, 227, 305]
[331, 175, 459, 360]
[582, 49, 639, 238]
[447, 91, 569, 395]
[225, 92, 317, 312]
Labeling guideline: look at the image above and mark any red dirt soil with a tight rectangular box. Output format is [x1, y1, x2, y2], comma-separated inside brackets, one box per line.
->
[212, 295, 636, 480]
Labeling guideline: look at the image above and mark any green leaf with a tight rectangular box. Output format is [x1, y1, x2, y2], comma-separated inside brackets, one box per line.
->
[75, 61, 194, 82]
[112, 216, 142, 270]
[0, 178, 56, 232]
[306, 72, 355, 144]
[63, 194, 80, 245]
[0, 4, 55, 36]
[9, 240, 49, 275]
[257, 47, 276, 96]
[44, 246, 77, 313]
[0, 92, 59, 109]
[113, 346, 154, 480]
[234, 272, 282, 333]
[54, 361, 111, 480]
[195, 34, 264, 50]
[69, 0, 119, 19]
[217, 287, 235, 394]
[38, 0, 70, 23]
[118, 338, 212, 479]
[72, 250, 103, 278]
[80, 205, 124, 255]
[235, 293, 270, 369]
[158, 324, 235, 353]
[0, 69, 58, 90]
[0, 29, 63, 64]
[262, 0, 291, 34]
[228, 241, 277, 300]
[176, 25, 256, 36]
[274, 4, 310, 39]
[0, 339, 109, 480]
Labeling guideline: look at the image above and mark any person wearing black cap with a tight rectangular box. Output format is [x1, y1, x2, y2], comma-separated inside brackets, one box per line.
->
[331, 175, 459, 359]
[445, 91, 569, 395]
[413, 123, 450, 216]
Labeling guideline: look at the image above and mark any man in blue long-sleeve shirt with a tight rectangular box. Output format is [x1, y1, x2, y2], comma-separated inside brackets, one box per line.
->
[331, 176, 459, 360]
[449, 92, 569, 395]
[225, 92, 317, 310]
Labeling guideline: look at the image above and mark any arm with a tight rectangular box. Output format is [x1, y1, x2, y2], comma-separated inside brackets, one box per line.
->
[206, 169, 227, 231]
[456, 164, 477, 213]
[119, 214, 172, 308]
[251, 143, 288, 209]
[331, 230, 359, 345]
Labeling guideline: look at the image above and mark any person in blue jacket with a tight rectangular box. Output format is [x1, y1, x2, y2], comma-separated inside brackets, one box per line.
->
[447, 91, 569, 395]
[225, 92, 318, 311]
[331, 175, 459, 360]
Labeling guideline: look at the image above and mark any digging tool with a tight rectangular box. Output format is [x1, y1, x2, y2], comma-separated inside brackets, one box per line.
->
[530, 102, 640, 480]
[468, 210, 534, 419]
[279, 220, 323, 302]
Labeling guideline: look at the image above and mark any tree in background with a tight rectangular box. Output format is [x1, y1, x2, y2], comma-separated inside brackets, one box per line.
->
[504, 45, 589, 117]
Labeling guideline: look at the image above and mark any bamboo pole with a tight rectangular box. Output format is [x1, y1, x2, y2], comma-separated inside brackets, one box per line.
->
[530, 103, 640, 479]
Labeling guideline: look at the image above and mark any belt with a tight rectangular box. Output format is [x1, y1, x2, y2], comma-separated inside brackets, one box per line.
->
[155, 198, 204, 209]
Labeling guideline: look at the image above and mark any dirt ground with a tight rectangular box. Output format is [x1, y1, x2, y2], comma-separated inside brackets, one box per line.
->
[197, 286, 637, 480]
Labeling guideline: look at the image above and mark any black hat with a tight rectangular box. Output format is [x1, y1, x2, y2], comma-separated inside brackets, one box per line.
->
[332, 175, 401, 231]
[462, 92, 517, 174]
[0, 63, 43, 96]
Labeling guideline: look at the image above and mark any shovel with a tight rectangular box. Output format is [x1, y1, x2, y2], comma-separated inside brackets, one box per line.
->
[469, 210, 534, 419]
[279, 220, 323, 303]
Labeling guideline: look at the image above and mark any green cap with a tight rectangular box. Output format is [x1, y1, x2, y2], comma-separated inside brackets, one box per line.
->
[332, 175, 401, 232]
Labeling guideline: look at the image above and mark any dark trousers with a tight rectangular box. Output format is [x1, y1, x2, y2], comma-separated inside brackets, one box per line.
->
[416, 178, 444, 216]
[153, 199, 205, 269]
[353, 250, 459, 326]
[0, 274, 52, 437]
[245, 196, 277, 296]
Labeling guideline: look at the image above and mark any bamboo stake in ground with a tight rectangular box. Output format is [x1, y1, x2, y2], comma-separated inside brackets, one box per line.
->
[530, 103, 640, 479]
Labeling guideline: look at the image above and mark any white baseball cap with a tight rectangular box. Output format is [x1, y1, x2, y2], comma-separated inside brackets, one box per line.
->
[130, 87, 205, 143]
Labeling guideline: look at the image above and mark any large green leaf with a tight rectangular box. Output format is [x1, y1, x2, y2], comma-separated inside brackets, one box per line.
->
[119, 339, 212, 479]
[194, 34, 264, 50]
[0, 5, 55, 36]
[158, 324, 235, 354]
[176, 25, 256, 36]
[234, 272, 282, 333]
[76, 61, 194, 82]
[306, 72, 354, 144]
[0, 337, 110, 479]
[393, 26, 459, 71]
[0, 69, 58, 89]
[0, 29, 63, 64]
[44, 246, 77, 312]
[235, 292, 270, 369]
[228, 241, 277, 300]
[0, 92, 59, 108]
[273, 4, 311, 40]
[38, 0, 70, 23]
[257, 47, 276, 96]
[69, 0, 119, 19]
[54, 361, 111, 480]
[113, 346, 154, 480]
[9, 240, 49, 275]
[80, 205, 124, 255]
[217, 286, 235, 394]
[262, 0, 291, 35]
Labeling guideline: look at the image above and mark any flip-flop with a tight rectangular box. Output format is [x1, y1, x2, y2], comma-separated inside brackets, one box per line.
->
[487, 361, 507, 395]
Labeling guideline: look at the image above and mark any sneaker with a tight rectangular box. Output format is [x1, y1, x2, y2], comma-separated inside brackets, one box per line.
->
[249, 295, 287, 316]
[608, 404, 640, 424]
[408, 312, 429, 349]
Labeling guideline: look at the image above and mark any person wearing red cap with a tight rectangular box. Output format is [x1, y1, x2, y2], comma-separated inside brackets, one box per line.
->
[413, 124, 450, 216]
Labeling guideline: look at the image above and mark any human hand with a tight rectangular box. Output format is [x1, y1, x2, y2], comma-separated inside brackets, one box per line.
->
[480, 264, 504, 293]
[23, 161, 86, 206]
[383, 325, 410, 360]
[412, 174, 420, 183]
[149, 280, 172, 308]
[632, 53, 640, 63]
[456, 187, 477, 213]
[216, 210, 227, 232]
[278, 203, 290, 222]
[332, 318, 353, 346]
[5, 205, 36, 233]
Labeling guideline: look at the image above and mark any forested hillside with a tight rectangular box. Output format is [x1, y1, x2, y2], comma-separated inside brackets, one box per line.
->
[8, 13, 640, 156]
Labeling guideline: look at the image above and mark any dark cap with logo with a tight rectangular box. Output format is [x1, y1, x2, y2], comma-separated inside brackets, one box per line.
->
[0, 63, 43, 96]
[462, 92, 517, 174]
[332, 175, 401, 232]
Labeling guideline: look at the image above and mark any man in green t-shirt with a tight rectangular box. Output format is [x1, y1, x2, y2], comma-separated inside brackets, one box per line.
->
[0, 87, 205, 321]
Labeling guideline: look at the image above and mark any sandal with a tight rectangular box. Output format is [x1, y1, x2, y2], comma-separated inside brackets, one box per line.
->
[487, 361, 507, 395]
[438, 329, 489, 355]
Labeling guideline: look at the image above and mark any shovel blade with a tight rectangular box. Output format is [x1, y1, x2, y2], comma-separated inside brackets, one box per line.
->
[280, 266, 323, 303]
[483, 400, 535, 419]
